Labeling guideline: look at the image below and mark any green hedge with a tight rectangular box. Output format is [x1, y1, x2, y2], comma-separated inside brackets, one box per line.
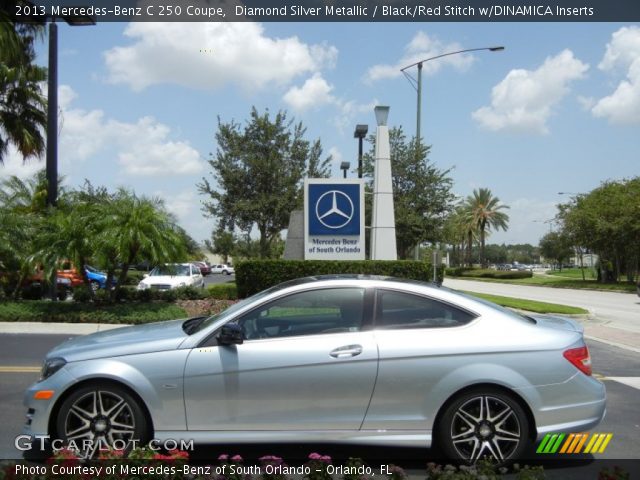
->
[0, 301, 187, 324]
[446, 268, 533, 279]
[207, 282, 238, 299]
[235, 260, 442, 298]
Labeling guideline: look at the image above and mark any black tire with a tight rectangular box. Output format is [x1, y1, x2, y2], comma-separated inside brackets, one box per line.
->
[55, 383, 149, 457]
[437, 388, 530, 465]
[90, 281, 100, 292]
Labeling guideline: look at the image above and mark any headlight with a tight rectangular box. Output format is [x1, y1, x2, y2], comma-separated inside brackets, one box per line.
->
[179, 282, 186, 287]
[137, 282, 149, 290]
[40, 358, 66, 381]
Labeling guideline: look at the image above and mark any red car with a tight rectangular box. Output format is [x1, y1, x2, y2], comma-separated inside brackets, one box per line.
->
[192, 261, 211, 276]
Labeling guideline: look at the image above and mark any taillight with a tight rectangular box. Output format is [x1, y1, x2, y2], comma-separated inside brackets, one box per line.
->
[563, 346, 592, 376]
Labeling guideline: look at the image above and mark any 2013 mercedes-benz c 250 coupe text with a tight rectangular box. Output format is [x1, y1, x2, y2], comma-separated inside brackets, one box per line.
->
[24, 275, 605, 463]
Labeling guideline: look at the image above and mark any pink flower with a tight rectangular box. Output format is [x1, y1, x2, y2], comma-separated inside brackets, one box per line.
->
[231, 454, 243, 462]
[320, 455, 332, 464]
[308, 453, 322, 460]
[218, 454, 229, 461]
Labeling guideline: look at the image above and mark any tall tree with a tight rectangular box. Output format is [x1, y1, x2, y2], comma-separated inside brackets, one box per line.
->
[557, 177, 640, 283]
[0, 11, 47, 164]
[539, 231, 573, 272]
[198, 107, 331, 258]
[363, 127, 456, 259]
[205, 229, 235, 264]
[462, 188, 509, 267]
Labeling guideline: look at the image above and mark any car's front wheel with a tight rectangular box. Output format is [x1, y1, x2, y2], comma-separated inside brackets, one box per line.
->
[437, 388, 529, 465]
[55, 383, 149, 457]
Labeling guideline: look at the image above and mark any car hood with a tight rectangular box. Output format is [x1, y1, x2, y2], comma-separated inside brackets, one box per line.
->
[141, 275, 189, 285]
[46, 318, 189, 362]
[529, 314, 584, 333]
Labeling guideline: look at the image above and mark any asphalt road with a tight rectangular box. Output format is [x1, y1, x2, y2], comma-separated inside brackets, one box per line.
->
[0, 333, 638, 478]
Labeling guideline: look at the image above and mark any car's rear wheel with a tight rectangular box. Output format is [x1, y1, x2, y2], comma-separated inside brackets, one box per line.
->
[90, 281, 100, 292]
[56, 383, 148, 458]
[437, 388, 529, 465]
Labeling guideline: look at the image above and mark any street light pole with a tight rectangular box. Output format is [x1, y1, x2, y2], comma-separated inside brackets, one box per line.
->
[401, 46, 505, 150]
[44, 13, 96, 208]
[46, 21, 58, 207]
[401, 45, 505, 260]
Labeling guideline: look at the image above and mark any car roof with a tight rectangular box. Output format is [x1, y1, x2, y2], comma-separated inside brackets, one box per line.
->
[271, 274, 441, 291]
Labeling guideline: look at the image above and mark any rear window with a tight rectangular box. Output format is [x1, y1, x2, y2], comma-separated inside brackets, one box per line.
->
[375, 289, 476, 330]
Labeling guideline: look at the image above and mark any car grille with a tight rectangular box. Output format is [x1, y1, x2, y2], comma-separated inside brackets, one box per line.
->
[151, 284, 172, 290]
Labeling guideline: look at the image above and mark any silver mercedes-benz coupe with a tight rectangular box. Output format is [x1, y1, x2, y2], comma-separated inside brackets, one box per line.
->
[24, 275, 605, 463]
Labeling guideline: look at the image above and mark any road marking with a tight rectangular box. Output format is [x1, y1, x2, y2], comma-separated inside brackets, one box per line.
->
[606, 377, 640, 390]
[0, 366, 40, 373]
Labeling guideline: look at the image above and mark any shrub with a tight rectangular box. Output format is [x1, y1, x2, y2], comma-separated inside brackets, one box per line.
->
[235, 260, 442, 298]
[72, 287, 92, 303]
[173, 285, 206, 300]
[207, 282, 238, 300]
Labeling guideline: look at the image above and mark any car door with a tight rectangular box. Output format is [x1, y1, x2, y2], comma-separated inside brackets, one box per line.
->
[362, 288, 478, 431]
[183, 287, 377, 431]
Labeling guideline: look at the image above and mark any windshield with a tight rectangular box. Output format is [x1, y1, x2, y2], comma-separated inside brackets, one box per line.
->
[151, 264, 190, 276]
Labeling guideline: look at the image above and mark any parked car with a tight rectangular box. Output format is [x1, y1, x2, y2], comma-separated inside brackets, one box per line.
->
[83, 265, 116, 291]
[211, 263, 234, 275]
[192, 261, 211, 276]
[25, 275, 605, 463]
[137, 263, 204, 290]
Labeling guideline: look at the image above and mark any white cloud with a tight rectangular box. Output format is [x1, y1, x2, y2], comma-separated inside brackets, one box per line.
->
[365, 32, 474, 83]
[592, 26, 640, 125]
[283, 73, 336, 111]
[104, 22, 337, 92]
[472, 50, 588, 134]
[55, 85, 204, 176]
[0, 146, 44, 179]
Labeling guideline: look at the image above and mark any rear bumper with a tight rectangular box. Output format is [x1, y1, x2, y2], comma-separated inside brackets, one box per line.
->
[517, 372, 606, 439]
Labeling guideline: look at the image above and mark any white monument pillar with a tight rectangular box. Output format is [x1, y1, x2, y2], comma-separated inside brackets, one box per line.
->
[370, 106, 397, 260]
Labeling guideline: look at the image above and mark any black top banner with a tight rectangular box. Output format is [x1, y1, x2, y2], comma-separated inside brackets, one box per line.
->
[9, 0, 640, 22]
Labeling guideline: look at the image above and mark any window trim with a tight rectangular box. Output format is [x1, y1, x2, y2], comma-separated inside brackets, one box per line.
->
[372, 288, 479, 331]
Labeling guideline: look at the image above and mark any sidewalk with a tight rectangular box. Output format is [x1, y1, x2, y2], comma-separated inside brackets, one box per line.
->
[0, 322, 128, 335]
[584, 323, 640, 353]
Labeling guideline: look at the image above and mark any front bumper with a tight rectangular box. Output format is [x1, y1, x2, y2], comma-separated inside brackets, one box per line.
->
[23, 368, 77, 438]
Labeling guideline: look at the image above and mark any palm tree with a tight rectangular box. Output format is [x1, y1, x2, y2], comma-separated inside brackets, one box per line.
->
[463, 188, 509, 267]
[0, 16, 47, 164]
[104, 190, 187, 289]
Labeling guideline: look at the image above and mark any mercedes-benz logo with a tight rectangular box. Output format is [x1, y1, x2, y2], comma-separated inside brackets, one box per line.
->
[315, 190, 355, 229]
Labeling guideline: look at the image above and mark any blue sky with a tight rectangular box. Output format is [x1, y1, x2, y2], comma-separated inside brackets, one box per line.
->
[4, 22, 639, 245]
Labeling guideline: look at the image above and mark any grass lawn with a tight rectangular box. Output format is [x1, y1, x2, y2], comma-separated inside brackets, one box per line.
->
[545, 268, 598, 280]
[449, 273, 636, 293]
[462, 291, 589, 315]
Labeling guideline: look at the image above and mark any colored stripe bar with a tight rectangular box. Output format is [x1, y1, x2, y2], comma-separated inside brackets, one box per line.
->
[550, 433, 565, 453]
[573, 433, 589, 453]
[537, 434, 552, 453]
[559, 433, 575, 454]
[598, 434, 613, 453]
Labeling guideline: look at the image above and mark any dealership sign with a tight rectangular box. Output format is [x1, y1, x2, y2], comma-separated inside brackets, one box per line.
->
[304, 179, 365, 260]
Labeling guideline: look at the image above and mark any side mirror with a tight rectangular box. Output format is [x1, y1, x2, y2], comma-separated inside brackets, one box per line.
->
[217, 323, 244, 346]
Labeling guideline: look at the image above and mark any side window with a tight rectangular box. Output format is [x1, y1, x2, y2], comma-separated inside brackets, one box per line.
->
[237, 288, 365, 340]
[375, 290, 475, 330]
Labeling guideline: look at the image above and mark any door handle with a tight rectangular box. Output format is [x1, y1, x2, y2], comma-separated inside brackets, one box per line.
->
[330, 345, 363, 358]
